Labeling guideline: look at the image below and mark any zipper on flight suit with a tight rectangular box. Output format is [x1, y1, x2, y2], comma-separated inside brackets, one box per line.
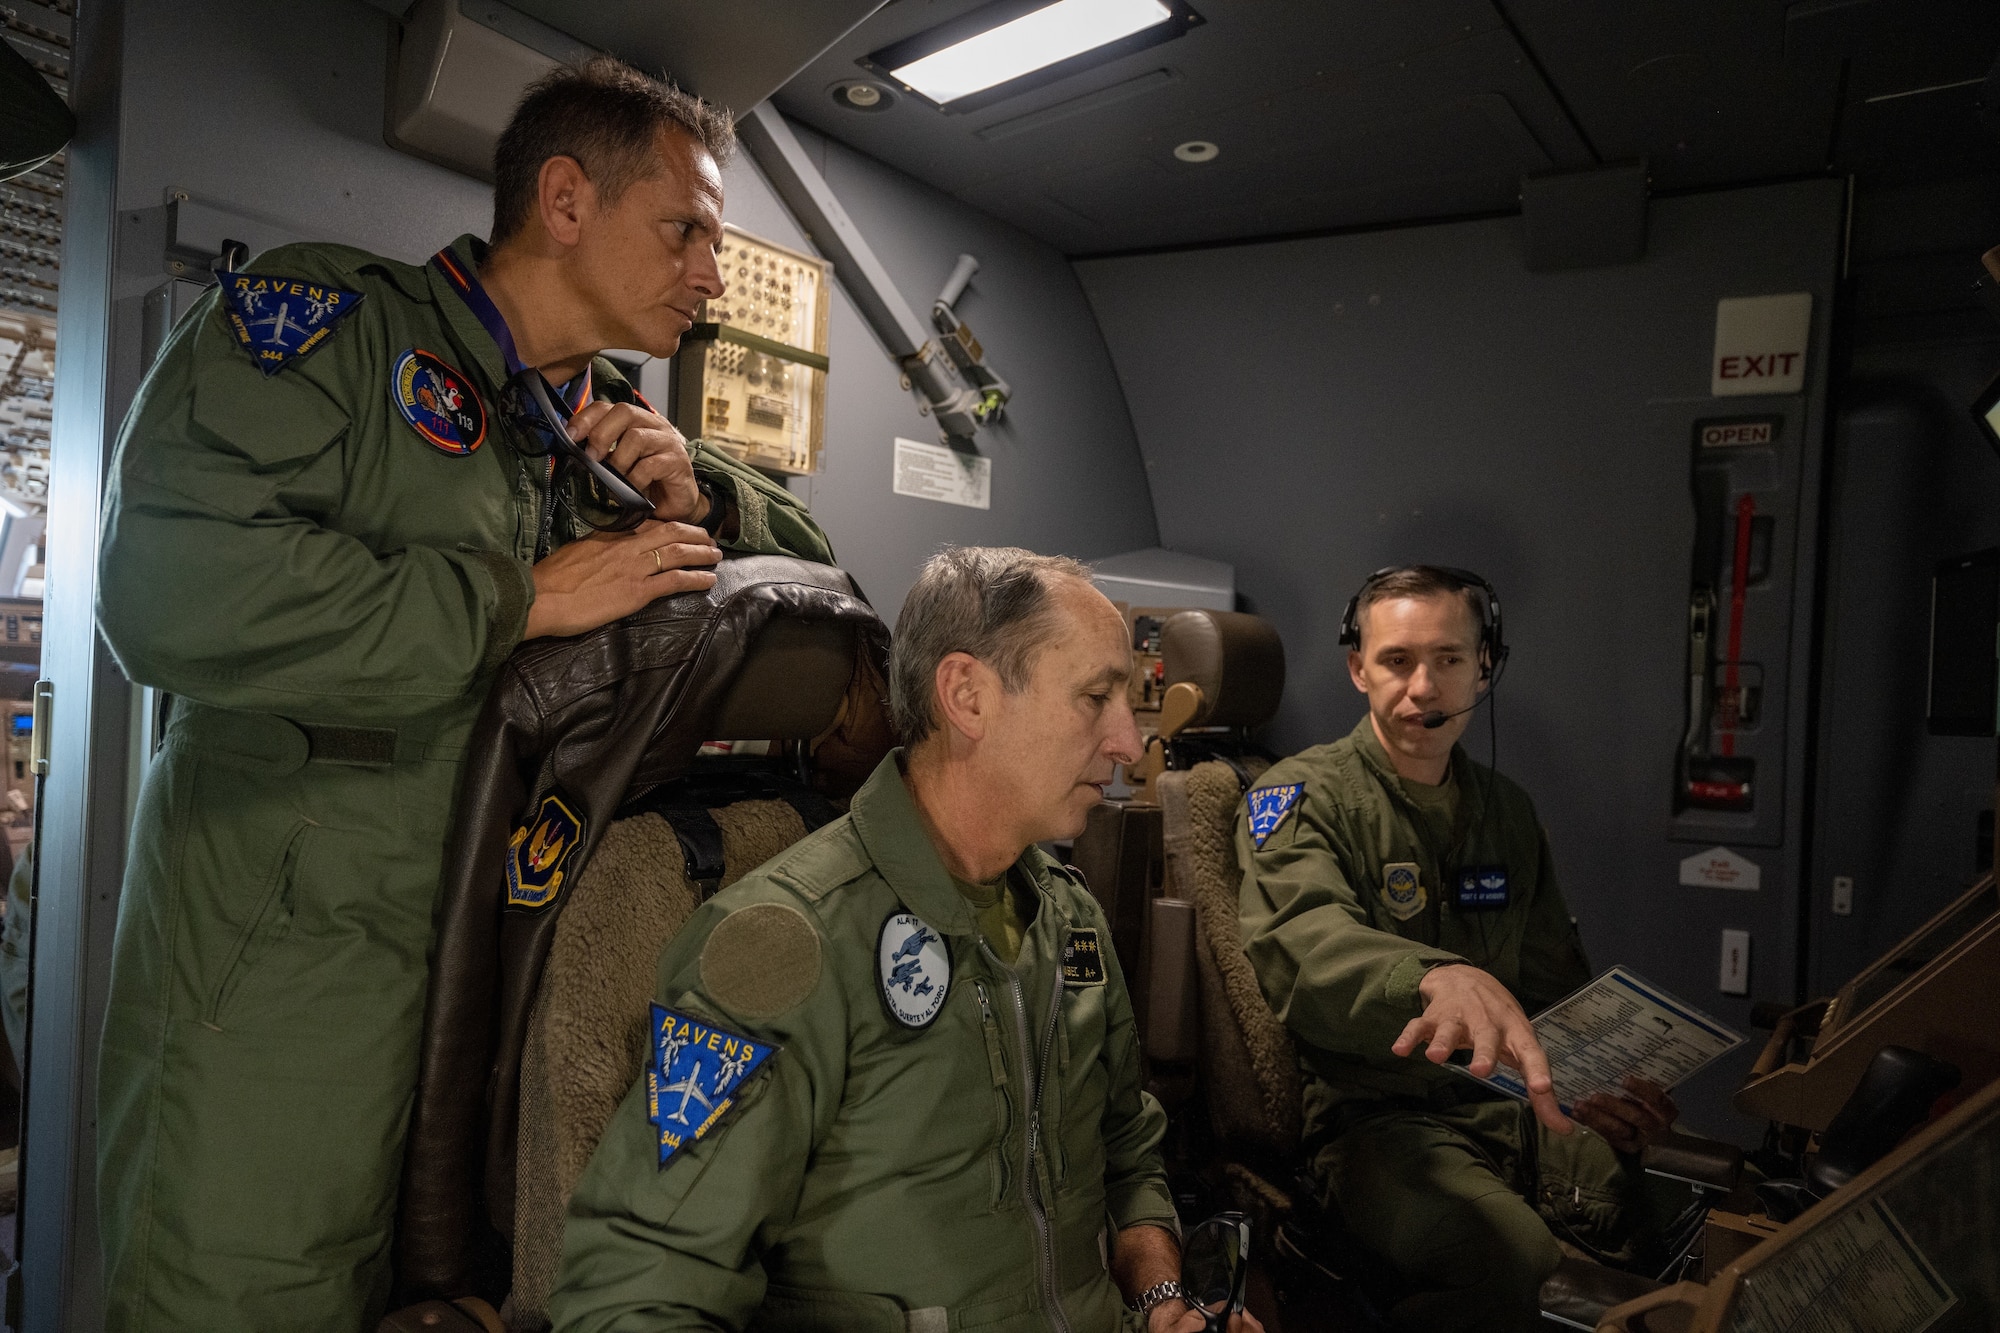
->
[533, 456, 558, 561]
[974, 980, 1014, 1202]
[980, 938, 1072, 1333]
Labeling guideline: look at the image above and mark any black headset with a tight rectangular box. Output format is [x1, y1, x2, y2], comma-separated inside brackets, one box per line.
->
[1338, 565, 1509, 685]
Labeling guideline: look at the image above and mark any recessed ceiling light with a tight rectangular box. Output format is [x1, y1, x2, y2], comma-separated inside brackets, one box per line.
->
[862, 0, 1203, 115]
[1173, 139, 1218, 162]
[831, 80, 895, 112]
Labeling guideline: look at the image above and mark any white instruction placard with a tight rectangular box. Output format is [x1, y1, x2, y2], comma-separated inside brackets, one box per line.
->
[1730, 1199, 1956, 1333]
[893, 437, 991, 509]
[1452, 967, 1744, 1111]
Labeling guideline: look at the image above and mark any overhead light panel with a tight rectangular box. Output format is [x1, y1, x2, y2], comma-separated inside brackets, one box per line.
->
[863, 0, 1202, 114]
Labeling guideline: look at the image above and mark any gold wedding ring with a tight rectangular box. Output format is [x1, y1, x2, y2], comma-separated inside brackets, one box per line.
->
[652, 547, 664, 574]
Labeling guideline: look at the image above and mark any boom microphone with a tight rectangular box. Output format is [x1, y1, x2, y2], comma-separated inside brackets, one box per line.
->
[1416, 698, 1483, 730]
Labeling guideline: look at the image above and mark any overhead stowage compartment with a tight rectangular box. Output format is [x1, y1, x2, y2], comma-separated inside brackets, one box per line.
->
[384, 0, 893, 184]
[385, 0, 565, 183]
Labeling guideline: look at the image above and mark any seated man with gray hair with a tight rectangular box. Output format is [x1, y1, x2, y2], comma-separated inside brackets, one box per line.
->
[552, 546, 1262, 1331]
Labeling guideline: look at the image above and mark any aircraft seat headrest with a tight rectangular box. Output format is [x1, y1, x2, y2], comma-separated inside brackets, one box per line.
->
[707, 618, 858, 741]
[1161, 610, 1285, 730]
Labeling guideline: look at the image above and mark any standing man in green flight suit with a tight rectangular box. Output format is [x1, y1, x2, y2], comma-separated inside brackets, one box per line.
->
[1237, 566, 1684, 1333]
[94, 58, 833, 1333]
[552, 547, 1261, 1333]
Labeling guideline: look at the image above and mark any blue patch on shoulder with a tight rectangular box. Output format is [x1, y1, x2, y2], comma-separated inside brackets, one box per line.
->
[646, 1005, 778, 1169]
[215, 270, 363, 376]
[1247, 783, 1304, 848]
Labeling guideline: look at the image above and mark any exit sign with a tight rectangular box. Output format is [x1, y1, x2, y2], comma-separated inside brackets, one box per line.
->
[1712, 293, 1812, 397]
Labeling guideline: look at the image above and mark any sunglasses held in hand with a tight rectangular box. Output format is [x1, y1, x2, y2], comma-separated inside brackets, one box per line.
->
[508, 370, 656, 533]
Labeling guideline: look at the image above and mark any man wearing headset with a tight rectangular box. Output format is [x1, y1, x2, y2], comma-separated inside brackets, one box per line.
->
[1236, 566, 1682, 1333]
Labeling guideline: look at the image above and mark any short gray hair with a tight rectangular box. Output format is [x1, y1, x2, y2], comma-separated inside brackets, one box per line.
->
[889, 546, 1094, 747]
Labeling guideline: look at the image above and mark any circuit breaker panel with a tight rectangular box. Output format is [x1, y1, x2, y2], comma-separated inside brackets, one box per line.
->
[673, 225, 830, 475]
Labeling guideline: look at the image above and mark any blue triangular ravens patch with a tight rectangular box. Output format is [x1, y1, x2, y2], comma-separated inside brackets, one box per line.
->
[646, 1005, 778, 1169]
[1247, 783, 1304, 848]
[215, 270, 364, 376]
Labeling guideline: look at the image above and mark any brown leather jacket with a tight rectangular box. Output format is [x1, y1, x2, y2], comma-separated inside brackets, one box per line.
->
[394, 553, 890, 1302]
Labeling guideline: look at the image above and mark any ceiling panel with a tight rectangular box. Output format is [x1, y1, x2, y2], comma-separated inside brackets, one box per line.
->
[508, 0, 890, 115]
[523, 0, 2000, 254]
[1503, 0, 2000, 191]
[1498, 1, 1836, 188]
[955, 29, 1592, 252]
[773, 1, 1602, 253]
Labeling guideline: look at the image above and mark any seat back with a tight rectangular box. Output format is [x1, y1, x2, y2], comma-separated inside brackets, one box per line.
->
[1162, 764, 1301, 1159]
[1159, 610, 1286, 731]
[509, 798, 816, 1327]
[394, 555, 891, 1313]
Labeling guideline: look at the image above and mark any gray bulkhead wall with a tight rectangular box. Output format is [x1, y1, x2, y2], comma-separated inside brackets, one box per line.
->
[29, 0, 1157, 1321]
[1076, 179, 1845, 1137]
[719, 122, 1160, 620]
[1803, 168, 2000, 999]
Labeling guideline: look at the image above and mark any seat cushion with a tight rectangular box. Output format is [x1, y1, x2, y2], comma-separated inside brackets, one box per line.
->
[510, 800, 808, 1329]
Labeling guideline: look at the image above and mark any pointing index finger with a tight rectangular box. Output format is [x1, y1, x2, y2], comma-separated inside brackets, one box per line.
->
[1511, 1022, 1572, 1134]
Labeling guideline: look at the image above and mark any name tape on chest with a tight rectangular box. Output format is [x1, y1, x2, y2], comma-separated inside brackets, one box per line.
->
[391, 348, 487, 455]
[217, 271, 364, 376]
[1062, 927, 1107, 987]
[1246, 783, 1304, 848]
[506, 792, 583, 911]
[878, 910, 951, 1029]
[646, 1004, 777, 1169]
[1380, 862, 1428, 922]
[1455, 865, 1511, 911]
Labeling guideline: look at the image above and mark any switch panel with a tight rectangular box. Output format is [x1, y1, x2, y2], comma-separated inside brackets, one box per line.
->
[1720, 929, 1751, 995]
[1831, 875, 1854, 917]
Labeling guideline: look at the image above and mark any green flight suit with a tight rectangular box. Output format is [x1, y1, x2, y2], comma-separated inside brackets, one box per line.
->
[94, 234, 833, 1333]
[1237, 718, 1661, 1333]
[551, 753, 1178, 1332]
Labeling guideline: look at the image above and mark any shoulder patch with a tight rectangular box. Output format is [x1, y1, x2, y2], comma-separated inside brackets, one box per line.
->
[699, 902, 821, 1019]
[216, 270, 363, 376]
[391, 348, 486, 455]
[1246, 783, 1305, 848]
[646, 1004, 777, 1169]
[506, 792, 583, 910]
[877, 910, 951, 1029]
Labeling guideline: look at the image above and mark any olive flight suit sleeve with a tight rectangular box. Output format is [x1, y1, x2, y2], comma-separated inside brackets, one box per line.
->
[689, 442, 834, 566]
[551, 892, 850, 1333]
[1512, 828, 1593, 1014]
[1236, 791, 1464, 1061]
[1084, 888, 1178, 1236]
[97, 270, 536, 725]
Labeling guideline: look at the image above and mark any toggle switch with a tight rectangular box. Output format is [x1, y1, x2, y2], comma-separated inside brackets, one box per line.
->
[1720, 929, 1751, 995]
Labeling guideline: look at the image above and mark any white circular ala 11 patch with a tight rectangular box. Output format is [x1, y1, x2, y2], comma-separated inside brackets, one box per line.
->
[877, 910, 950, 1029]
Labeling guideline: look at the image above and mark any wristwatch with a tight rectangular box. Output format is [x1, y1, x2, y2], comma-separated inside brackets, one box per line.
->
[694, 477, 727, 537]
[1130, 1279, 1187, 1321]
